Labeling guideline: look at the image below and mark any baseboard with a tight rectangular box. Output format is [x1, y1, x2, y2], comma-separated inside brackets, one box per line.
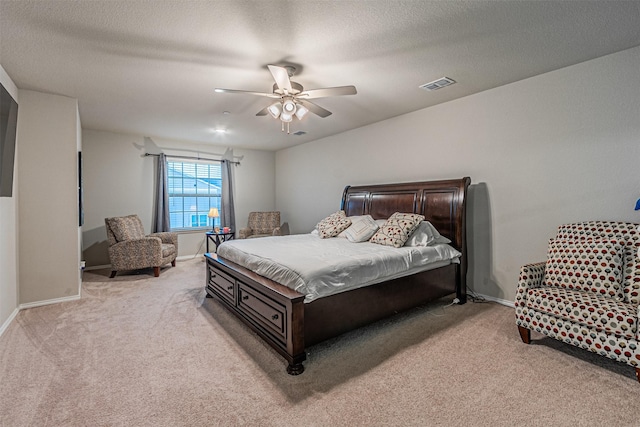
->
[476, 293, 514, 308]
[84, 257, 194, 271]
[84, 264, 110, 271]
[176, 255, 198, 261]
[0, 307, 20, 338]
[1, 295, 83, 337]
[19, 294, 81, 310]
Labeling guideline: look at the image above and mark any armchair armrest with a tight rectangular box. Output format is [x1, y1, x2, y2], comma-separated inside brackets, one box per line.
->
[514, 262, 545, 308]
[637, 306, 640, 341]
[149, 232, 178, 247]
[239, 227, 253, 239]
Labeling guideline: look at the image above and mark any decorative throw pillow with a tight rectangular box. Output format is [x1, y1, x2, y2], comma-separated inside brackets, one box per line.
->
[404, 221, 451, 247]
[343, 215, 379, 243]
[316, 210, 346, 229]
[370, 212, 425, 248]
[317, 211, 352, 238]
[337, 215, 371, 238]
[544, 239, 624, 300]
[108, 215, 145, 242]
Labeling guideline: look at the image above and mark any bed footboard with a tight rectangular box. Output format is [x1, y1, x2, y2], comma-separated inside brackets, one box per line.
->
[205, 254, 307, 374]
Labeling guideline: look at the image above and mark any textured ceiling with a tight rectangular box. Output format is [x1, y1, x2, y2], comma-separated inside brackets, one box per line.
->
[1, 1, 639, 151]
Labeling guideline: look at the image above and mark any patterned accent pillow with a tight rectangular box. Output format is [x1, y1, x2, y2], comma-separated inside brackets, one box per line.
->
[343, 215, 379, 243]
[317, 211, 352, 238]
[555, 221, 640, 305]
[108, 215, 145, 242]
[544, 239, 624, 300]
[370, 212, 425, 248]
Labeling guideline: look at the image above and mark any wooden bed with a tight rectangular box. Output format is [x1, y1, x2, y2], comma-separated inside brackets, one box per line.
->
[204, 177, 471, 374]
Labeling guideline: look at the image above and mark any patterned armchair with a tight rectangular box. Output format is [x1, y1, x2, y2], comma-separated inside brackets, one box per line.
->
[105, 215, 178, 278]
[515, 221, 640, 382]
[239, 211, 284, 239]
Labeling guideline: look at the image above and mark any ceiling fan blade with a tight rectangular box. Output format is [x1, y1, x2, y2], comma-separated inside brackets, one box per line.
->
[267, 65, 293, 93]
[297, 99, 332, 118]
[297, 85, 357, 99]
[214, 88, 279, 98]
[256, 106, 269, 116]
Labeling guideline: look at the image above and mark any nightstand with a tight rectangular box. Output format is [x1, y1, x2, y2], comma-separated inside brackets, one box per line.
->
[206, 230, 235, 253]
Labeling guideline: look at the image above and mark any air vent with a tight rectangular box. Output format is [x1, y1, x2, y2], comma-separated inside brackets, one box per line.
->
[293, 131, 306, 136]
[419, 77, 456, 91]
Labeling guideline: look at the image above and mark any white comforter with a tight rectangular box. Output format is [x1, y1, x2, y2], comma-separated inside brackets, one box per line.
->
[216, 234, 461, 303]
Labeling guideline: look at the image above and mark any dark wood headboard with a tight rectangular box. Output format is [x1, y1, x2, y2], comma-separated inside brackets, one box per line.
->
[340, 177, 471, 255]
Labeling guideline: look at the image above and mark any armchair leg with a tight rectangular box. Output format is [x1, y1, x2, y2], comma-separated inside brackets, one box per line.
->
[636, 368, 640, 383]
[518, 325, 531, 344]
[109, 271, 117, 278]
[153, 267, 160, 277]
[171, 260, 176, 267]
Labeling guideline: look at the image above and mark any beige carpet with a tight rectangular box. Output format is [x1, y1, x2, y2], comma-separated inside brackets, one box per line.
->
[1, 257, 638, 426]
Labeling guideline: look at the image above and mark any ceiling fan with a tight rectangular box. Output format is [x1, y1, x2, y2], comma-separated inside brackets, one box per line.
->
[215, 65, 357, 134]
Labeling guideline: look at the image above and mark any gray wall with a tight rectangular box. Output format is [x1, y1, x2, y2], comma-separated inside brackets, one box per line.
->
[17, 90, 82, 304]
[0, 65, 19, 331]
[275, 46, 640, 304]
[81, 129, 276, 267]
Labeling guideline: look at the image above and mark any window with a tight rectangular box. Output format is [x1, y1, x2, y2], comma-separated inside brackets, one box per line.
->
[167, 160, 222, 230]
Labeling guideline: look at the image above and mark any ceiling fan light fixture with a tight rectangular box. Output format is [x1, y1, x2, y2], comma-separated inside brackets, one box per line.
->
[280, 111, 294, 122]
[282, 98, 296, 113]
[294, 104, 309, 120]
[267, 102, 282, 118]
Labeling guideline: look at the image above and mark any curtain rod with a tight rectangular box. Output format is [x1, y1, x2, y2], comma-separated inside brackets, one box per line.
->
[144, 153, 240, 165]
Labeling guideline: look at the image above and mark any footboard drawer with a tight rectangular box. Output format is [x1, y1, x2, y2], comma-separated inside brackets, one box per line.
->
[238, 282, 286, 342]
[208, 267, 236, 305]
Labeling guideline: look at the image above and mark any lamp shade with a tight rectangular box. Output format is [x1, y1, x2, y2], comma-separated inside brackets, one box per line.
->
[208, 208, 219, 218]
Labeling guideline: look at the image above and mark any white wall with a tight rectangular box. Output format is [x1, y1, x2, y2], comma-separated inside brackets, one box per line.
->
[17, 90, 81, 304]
[0, 65, 19, 333]
[81, 129, 276, 267]
[275, 46, 640, 304]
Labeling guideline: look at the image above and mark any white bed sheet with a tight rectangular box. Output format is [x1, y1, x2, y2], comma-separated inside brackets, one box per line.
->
[216, 234, 461, 303]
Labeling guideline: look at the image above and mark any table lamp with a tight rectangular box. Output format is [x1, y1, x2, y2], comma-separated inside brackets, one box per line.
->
[208, 208, 220, 231]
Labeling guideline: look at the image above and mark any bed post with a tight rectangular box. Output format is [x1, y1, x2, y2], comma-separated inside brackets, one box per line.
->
[457, 177, 471, 304]
[339, 185, 351, 211]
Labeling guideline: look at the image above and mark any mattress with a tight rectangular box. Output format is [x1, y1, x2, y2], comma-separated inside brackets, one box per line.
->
[216, 233, 461, 303]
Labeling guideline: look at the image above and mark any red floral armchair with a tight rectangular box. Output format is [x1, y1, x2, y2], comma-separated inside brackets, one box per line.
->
[515, 221, 640, 382]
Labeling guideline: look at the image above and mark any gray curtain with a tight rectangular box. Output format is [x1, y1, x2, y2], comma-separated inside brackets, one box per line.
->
[154, 153, 170, 232]
[220, 160, 236, 232]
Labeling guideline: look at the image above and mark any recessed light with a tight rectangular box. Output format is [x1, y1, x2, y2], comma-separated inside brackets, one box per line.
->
[223, 111, 230, 115]
[214, 129, 226, 133]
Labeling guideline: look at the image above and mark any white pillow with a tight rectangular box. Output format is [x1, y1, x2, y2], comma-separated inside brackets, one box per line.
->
[342, 215, 379, 243]
[338, 215, 374, 238]
[404, 221, 451, 247]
